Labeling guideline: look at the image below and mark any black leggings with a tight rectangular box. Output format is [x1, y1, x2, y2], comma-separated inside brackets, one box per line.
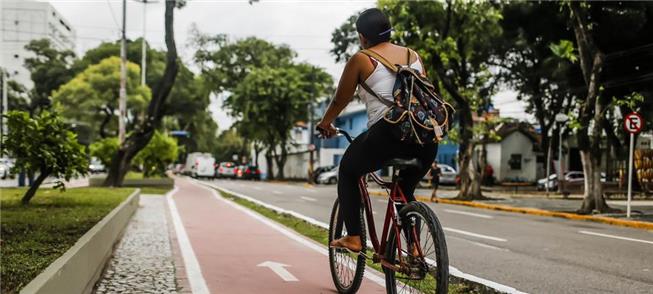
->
[337, 120, 437, 235]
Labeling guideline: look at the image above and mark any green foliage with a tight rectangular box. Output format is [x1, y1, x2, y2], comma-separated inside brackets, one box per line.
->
[90, 137, 120, 167]
[0, 187, 133, 293]
[75, 39, 218, 153]
[3, 110, 88, 193]
[330, 14, 361, 63]
[23, 39, 76, 103]
[213, 128, 246, 162]
[192, 31, 296, 92]
[52, 57, 151, 141]
[133, 131, 179, 177]
[228, 64, 332, 149]
[549, 40, 578, 63]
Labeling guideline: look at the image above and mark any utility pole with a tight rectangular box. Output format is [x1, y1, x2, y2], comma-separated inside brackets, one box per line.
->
[1, 70, 7, 155]
[119, 0, 127, 144]
[141, 0, 147, 86]
[134, 0, 158, 86]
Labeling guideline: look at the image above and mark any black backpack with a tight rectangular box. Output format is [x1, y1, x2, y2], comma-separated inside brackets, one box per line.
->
[359, 49, 454, 144]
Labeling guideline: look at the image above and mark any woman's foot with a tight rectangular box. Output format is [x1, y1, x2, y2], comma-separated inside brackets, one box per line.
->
[329, 235, 363, 252]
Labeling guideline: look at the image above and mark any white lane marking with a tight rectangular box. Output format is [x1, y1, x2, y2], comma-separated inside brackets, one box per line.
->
[253, 186, 262, 190]
[166, 186, 210, 294]
[196, 180, 525, 294]
[300, 196, 317, 202]
[443, 227, 507, 242]
[304, 188, 317, 193]
[448, 235, 510, 252]
[257, 261, 298, 282]
[377, 199, 387, 203]
[579, 230, 653, 245]
[444, 209, 493, 219]
[272, 190, 283, 195]
[195, 181, 387, 287]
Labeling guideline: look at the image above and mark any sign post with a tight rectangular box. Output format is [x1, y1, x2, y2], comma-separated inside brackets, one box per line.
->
[624, 112, 643, 218]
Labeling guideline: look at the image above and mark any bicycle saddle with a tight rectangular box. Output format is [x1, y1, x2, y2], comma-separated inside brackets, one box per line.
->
[383, 158, 422, 170]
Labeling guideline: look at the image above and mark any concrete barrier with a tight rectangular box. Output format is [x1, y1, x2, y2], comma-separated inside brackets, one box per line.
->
[20, 189, 141, 294]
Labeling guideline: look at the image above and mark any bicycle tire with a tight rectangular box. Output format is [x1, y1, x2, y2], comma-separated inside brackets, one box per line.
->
[384, 201, 449, 294]
[328, 198, 367, 294]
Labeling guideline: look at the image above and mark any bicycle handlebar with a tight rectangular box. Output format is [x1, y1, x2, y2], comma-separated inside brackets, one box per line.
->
[315, 126, 354, 143]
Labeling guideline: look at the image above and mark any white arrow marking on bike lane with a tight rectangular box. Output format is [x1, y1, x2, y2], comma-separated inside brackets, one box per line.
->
[257, 261, 299, 282]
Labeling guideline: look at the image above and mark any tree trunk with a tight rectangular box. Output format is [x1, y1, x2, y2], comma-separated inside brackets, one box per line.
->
[274, 147, 288, 180]
[265, 150, 274, 180]
[104, 0, 179, 186]
[21, 167, 50, 205]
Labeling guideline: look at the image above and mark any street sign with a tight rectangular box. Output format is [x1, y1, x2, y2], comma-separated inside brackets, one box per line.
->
[624, 112, 643, 134]
[624, 112, 644, 218]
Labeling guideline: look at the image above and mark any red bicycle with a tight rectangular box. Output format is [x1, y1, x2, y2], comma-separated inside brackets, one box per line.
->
[327, 129, 449, 294]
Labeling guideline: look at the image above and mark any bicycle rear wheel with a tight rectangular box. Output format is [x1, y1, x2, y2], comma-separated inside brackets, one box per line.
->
[384, 201, 449, 294]
[328, 199, 367, 294]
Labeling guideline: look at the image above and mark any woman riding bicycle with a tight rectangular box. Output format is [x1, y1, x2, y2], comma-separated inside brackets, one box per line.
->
[317, 8, 437, 253]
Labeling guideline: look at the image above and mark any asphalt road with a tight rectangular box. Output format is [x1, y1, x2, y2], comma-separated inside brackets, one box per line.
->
[198, 179, 653, 294]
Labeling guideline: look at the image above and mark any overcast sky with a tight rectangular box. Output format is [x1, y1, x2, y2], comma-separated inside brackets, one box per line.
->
[47, 0, 530, 131]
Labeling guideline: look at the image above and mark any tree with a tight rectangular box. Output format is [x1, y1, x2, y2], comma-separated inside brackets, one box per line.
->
[228, 65, 332, 178]
[104, 0, 184, 186]
[90, 137, 120, 167]
[562, 2, 653, 213]
[193, 35, 332, 178]
[23, 39, 76, 112]
[334, 1, 502, 199]
[133, 131, 179, 177]
[76, 39, 218, 153]
[497, 2, 577, 164]
[2, 110, 87, 205]
[213, 128, 246, 162]
[52, 57, 151, 140]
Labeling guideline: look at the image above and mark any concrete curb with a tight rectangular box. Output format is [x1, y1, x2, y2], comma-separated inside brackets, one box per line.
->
[369, 191, 653, 230]
[20, 189, 141, 294]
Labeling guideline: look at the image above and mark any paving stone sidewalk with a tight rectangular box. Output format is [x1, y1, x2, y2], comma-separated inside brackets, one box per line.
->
[94, 195, 177, 294]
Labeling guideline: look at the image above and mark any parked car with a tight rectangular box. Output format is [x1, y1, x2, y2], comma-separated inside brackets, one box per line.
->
[88, 157, 106, 174]
[216, 162, 237, 178]
[536, 171, 606, 190]
[318, 166, 339, 184]
[238, 164, 261, 180]
[0, 163, 8, 179]
[312, 165, 335, 183]
[0, 158, 15, 179]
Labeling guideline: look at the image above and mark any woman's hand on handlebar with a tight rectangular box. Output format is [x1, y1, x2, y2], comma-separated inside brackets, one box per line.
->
[316, 120, 337, 138]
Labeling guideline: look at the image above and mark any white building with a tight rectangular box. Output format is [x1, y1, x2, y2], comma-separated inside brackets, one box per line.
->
[1, 0, 76, 89]
[482, 122, 540, 183]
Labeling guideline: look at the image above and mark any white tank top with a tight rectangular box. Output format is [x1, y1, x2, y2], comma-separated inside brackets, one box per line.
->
[357, 56, 423, 128]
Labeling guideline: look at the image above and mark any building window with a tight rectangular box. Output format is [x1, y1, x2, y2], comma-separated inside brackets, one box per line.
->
[509, 154, 522, 170]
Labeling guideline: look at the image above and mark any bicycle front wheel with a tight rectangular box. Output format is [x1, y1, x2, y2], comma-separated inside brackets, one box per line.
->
[384, 201, 449, 294]
[328, 198, 367, 294]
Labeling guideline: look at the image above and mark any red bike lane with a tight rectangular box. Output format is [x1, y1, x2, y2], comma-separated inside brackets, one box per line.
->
[169, 177, 385, 293]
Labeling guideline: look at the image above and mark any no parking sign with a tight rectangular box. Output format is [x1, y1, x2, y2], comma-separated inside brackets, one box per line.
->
[624, 112, 644, 134]
[624, 112, 644, 218]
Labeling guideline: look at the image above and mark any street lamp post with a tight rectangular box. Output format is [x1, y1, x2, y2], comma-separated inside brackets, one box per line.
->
[555, 113, 569, 195]
[132, 0, 158, 86]
[119, 0, 127, 144]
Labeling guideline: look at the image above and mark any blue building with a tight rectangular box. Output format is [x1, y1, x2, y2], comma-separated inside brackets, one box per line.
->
[314, 101, 458, 169]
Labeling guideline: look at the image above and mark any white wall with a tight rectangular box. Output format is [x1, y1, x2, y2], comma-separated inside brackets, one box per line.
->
[485, 143, 502, 180]
[319, 148, 345, 167]
[499, 132, 537, 182]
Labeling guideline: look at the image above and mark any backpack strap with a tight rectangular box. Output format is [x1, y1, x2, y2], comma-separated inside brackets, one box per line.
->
[360, 49, 398, 73]
[406, 48, 411, 64]
[359, 81, 394, 107]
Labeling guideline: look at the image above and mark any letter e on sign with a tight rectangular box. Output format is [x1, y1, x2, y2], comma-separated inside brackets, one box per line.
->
[624, 112, 644, 134]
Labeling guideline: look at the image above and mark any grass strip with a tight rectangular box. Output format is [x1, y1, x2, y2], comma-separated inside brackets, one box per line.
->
[0, 187, 135, 294]
[217, 190, 483, 294]
[139, 186, 173, 195]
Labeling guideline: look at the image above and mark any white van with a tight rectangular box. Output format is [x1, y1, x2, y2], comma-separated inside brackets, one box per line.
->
[184, 152, 216, 178]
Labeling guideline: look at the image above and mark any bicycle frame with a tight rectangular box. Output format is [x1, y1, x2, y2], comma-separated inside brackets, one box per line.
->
[329, 128, 422, 272]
